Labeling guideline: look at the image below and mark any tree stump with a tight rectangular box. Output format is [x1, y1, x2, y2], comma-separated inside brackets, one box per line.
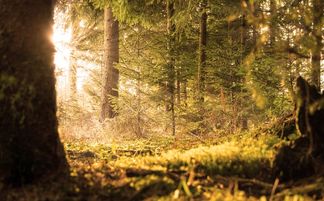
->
[273, 76, 324, 181]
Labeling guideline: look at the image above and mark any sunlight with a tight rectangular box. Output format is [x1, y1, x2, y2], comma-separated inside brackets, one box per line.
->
[5, 1, 324, 200]
[52, 10, 72, 101]
[52, 23, 72, 73]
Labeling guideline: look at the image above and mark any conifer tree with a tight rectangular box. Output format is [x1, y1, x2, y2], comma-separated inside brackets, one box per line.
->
[166, 0, 176, 135]
[101, 6, 120, 120]
[0, 0, 67, 185]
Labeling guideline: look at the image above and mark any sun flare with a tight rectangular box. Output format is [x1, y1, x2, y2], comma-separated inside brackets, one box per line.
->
[52, 11, 73, 101]
[52, 25, 72, 73]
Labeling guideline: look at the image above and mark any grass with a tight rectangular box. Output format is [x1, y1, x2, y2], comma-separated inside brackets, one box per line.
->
[2, 131, 323, 201]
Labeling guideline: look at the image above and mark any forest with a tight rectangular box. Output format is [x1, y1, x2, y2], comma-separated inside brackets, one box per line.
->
[0, 0, 323, 200]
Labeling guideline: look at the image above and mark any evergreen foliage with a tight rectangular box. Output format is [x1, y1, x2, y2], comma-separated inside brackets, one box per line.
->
[57, 0, 323, 136]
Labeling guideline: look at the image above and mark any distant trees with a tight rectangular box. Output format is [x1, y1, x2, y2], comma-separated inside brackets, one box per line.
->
[68, 0, 120, 121]
[85, 0, 263, 134]
[240, 0, 323, 117]
[0, 0, 67, 184]
[58, 0, 322, 136]
[311, 0, 323, 90]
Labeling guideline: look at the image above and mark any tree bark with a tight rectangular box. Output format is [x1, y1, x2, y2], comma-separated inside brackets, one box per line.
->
[101, 7, 119, 120]
[176, 69, 181, 105]
[311, 0, 323, 91]
[197, 0, 207, 103]
[0, 0, 67, 185]
[240, 13, 248, 131]
[194, 0, 208, 134]
[274, 77, 324, 181]
[183, 79, 188, 106]
[167, 0, 176, 136]
[269, 0, 277, 50]
[136, 28, 142, 136]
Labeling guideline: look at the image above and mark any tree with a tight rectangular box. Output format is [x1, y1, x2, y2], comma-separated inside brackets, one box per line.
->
[197, 0, 208, 103]
[166, 0, 176, 135]
[100, 6, 120, 120]
[0, 0, 67, 185]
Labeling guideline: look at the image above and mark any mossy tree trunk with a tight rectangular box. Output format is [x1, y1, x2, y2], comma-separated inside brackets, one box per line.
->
[296, 77, 324, 157]
[274, 77, 324, 181]
[0, 0, 67, 185]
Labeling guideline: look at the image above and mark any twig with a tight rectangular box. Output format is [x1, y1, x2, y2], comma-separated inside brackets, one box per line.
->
[270, 178, 280, 201]
[186, 131, 208, 144]
[212, 175, 285, 191]
[125, 168, 180, 181]
[273, 181, 324, 199]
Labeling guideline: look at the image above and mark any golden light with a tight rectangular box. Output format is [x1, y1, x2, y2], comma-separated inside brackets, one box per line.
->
[52, 10, 94, 102]
[52, 10, 72, 101]
[52, 24, 72, 73]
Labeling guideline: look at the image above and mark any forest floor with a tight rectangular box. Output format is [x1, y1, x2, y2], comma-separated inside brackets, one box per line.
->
[3, 130, 324, 201]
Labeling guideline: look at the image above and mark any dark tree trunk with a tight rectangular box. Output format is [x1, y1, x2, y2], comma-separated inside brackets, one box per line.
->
[269, 0, 277, 49]
[273, 77, 324, 181]
[101, 7, 119, 120]
[193, 0, 208, 134]
[166, 0, 176, 136]
[0, 0, 67, 185]
[239, 12, 248, 131]
[296, 77, 324, 156]
[176, 69, 181, 105]
[183, 79, 188, 106]
[136, 29, 143, 136]
[197, 0, 207, 103]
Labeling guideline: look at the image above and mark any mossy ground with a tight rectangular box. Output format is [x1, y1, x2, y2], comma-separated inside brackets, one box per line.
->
[2, 132, 323, 201]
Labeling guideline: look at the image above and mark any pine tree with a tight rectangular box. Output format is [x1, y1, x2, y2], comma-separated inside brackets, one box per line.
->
[0, 0, 67, 185]
[101, 6, 120, 120]
[197, 0, 208, 103]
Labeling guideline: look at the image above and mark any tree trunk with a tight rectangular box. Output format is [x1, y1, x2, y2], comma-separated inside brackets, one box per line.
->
[183, 79, 188, 107]
[296, 77, 324, 156]
[311, 0, 323, 91]
[274, 77, 324, 181]
[136, 28, 142, 136]
[167, 0, 176, 136]
[193, 0, 208, 134]
[252, 1, 260, 46]
[176, 69, 181, 105]
[269, 0, 277, 50]
[240, 13, 248, 131]
[101, 7, 119, 120]
[0, 0, 67, 185]
[197, 0, 207, 103]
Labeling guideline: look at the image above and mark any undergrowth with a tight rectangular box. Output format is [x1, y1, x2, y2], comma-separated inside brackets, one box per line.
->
[3, 131, 323, 201]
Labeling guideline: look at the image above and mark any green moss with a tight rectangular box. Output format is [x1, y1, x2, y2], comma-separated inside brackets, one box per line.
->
[4, 132, 324, 200]
[0, 74, 17, 101]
